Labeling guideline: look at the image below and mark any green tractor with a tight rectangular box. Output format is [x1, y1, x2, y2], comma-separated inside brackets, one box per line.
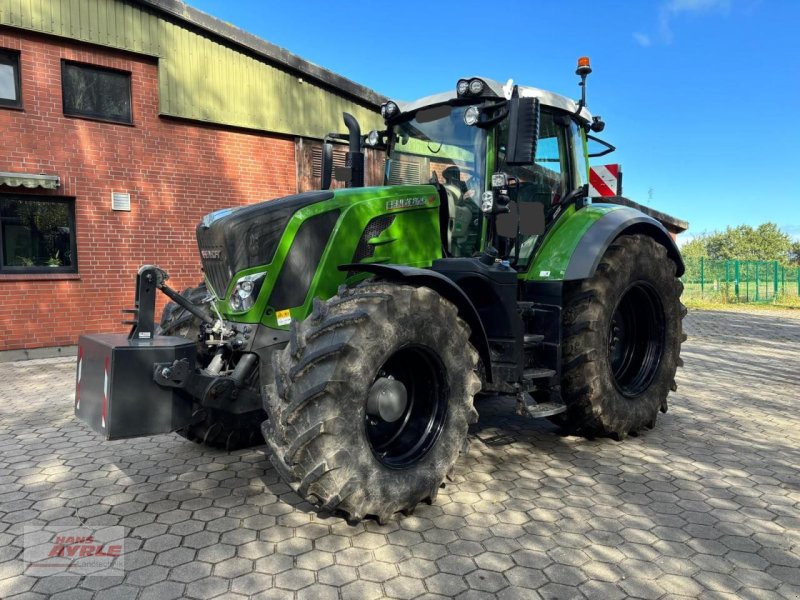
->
[76, 59, 685, 523]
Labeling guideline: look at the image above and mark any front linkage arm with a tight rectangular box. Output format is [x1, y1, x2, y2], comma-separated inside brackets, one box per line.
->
[127, 265, 215, 341]
[125, 265, 261, 415]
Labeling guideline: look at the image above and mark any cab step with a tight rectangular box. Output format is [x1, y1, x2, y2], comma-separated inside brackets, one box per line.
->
[526, 401, 568, 418]
[524, 333, 544, 347]
[523, 367, 556, 382]
[516, 390, 567, 418]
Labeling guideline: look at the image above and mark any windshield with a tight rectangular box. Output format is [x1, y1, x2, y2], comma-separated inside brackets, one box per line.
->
[386, 104, 486, 257]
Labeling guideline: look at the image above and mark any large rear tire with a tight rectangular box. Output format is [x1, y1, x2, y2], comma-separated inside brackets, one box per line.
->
[262, 282, 481, 523]
[158, 283, 265, 450]
[558, 234, 685, 438]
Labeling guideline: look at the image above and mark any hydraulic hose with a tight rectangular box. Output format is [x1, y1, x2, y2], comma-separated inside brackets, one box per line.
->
[158, 282, 216, 326]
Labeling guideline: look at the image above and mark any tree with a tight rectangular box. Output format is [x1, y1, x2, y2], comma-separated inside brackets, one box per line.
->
[679, 236, 708, 259]
[790, 241, 800, 265]
[703, 223, 791, 262]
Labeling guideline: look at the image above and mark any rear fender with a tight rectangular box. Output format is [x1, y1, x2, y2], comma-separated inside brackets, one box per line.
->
[338, 263, 492, 382]
[564, 207, 685, 279]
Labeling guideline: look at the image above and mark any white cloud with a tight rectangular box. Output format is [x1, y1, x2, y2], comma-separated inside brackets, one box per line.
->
[633, 0, 732, 46]
[659, 0, 731, 42]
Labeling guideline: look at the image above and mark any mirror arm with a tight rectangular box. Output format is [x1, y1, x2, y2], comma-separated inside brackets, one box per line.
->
[586, 134, 616, 157]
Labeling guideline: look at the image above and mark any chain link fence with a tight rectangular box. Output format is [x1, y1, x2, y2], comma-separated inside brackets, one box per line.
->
[682, 257, 800, 305]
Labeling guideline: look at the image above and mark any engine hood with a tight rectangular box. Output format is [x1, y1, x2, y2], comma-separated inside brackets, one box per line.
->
[196, 190, 334, 297]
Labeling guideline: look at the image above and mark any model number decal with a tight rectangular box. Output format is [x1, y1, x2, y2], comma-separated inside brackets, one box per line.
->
[386, 196, 435, 211]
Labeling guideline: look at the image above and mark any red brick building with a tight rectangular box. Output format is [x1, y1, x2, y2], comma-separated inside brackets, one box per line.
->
[0, 0, 384, 358]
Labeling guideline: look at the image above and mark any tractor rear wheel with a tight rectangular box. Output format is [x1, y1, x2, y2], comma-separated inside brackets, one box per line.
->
[558, 234, 685, 439]
[158, 283, 265, 450]
[262, 282, 481, 523]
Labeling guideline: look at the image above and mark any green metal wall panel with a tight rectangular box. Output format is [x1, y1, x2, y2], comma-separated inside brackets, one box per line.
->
[0, 0, 382, 138]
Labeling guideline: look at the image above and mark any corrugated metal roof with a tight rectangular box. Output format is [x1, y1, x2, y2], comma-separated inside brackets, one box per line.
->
[0, 0, 385, 139]
[137, 0, 386, 108]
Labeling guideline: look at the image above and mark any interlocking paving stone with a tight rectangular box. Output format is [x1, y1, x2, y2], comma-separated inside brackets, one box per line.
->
[1, 309, 799, 598]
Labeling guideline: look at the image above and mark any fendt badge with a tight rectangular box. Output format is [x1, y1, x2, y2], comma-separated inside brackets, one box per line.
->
[386, 196, 435, 211]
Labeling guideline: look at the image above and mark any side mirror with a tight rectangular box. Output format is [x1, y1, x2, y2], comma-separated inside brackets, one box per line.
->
[321, 142, 333, 190]
[506, 97, 539, 166]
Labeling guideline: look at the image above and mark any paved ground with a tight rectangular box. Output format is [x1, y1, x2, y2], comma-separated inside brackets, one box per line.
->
[1, 309, 799, 600]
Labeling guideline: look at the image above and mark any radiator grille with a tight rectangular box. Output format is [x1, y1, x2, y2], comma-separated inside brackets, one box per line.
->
[198, 245, 232, 298]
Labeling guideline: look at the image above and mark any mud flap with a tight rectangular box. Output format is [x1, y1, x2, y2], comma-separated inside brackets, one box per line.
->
[75, 333, 196, 440]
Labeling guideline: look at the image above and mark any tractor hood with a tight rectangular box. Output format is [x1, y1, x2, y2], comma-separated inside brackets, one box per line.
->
[196, 190, 333, 298]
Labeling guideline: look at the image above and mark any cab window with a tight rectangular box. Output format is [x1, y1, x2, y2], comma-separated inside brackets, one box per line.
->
[497, 109, 573, 267]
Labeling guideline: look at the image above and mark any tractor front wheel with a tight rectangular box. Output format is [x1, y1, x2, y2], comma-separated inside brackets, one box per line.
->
[559, 234, 686, 438]
[262, 282, 481, 523]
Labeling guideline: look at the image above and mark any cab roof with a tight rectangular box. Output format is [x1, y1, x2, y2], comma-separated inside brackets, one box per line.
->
[396, 77, 593, 123]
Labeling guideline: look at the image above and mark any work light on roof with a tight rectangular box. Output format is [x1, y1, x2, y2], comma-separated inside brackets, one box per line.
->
[468, 79, 485, 95]
[381, 101, 399, 119]
[456, 78, 490, 98]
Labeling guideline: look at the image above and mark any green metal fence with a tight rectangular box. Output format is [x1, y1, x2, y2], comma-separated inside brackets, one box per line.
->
[682, 257, 800, 304]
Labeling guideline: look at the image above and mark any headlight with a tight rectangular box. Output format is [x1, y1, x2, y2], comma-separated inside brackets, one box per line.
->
[481, 191, 494, 214]
[491, 173, 508, 188]
[366, 129, 382, 147]
[464, 106, 480, 126]
[228, 272, 266, 313]
[381, 101, 399, 119]
[456, 79, 470, 96]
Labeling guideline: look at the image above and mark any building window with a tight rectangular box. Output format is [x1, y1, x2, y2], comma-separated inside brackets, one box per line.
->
[62, 61, 132, 124]
[0, 196, 77, 273]
[0, 49, 22, 109]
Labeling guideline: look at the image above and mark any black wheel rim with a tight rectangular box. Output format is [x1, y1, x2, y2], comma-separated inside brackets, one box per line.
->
[365, 345, 448, 469]
[608, 282, 665, 397]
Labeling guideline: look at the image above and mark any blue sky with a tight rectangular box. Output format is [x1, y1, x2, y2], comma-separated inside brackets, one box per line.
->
[190, 0, 798, 241]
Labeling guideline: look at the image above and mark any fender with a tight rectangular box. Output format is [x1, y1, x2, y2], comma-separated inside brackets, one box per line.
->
[338, 263, 493, 382]
[564, 206, 685, 280]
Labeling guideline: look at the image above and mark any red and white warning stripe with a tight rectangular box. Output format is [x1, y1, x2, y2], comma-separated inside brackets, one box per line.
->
[589, 164, 620, 197]
[75, 347, 83, 410]
[102, 356, 109, 429]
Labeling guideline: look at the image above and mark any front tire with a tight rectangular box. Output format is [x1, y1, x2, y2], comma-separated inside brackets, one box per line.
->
[262, 282, 481, 523]
[559, 234, 686, 438]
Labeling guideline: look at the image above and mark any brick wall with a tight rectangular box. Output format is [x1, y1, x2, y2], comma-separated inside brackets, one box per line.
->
[0, 29, 298, 351]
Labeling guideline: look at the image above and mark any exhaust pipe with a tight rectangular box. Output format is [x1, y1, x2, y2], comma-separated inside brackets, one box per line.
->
[343, 112, 364, 188]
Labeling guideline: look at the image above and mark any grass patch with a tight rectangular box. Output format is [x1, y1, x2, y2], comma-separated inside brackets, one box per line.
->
[683, 296, 800, 312]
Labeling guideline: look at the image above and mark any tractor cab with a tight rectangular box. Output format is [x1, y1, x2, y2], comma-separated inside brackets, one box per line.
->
[372, 75, 599, 268]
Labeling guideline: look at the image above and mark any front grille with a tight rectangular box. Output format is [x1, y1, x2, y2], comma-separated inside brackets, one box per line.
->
[198, 244, 232, 298]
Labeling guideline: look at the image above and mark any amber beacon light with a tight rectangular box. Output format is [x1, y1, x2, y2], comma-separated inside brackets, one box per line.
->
[576, 56, 592, 76]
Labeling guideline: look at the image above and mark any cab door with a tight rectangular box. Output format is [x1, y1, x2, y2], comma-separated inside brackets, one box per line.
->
[496, 109, 578, 269]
